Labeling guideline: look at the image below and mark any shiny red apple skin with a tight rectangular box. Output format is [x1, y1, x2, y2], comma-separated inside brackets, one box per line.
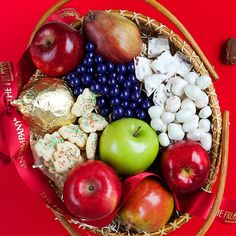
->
[63, 160, 122, 220]
[30, 22, 84, 76]
[119, 178, 174, 232]
[161, 140, 210, 194]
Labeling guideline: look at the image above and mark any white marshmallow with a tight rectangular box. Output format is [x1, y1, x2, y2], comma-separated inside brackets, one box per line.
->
[176, 109, 194, 123]
[159, 132, 170, 147]
[173, 52, 193, 77]
[181, 98, 196, 114]
[134, 57, 153, 82]
[148, 37, 170, 58]
[195, 91, 209, 109]
[161, 112, 175, 124]
[199, 106, 212, 119]
[171, 76, 188, 97]
[184, 85, 202, 101]
[148, 105, 163, 119]
[199, 119, 211, 132]
[184, 71, 199, 85]
[165, 96, 181, 113]
[151, 118, 167, 132]
[144, 74, 165, 97]
[200, 133, 212, 151]
[183, 115, 199, 132]
[150, 51, 176, 74]
[168, 123, 185, 141]
[187, 129, 204, 141]
[196, 75, 212, 90]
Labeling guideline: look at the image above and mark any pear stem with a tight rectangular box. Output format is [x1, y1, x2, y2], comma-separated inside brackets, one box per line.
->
[133, 126, 141, 137]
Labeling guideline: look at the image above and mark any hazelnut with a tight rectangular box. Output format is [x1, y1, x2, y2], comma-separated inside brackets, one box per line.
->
[225, 38, 236, 64]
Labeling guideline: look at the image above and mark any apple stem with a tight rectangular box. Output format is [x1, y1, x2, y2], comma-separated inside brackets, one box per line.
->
[133, 126, 141, 137]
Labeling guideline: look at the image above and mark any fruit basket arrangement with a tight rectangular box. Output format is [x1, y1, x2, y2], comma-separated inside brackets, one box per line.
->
[0, 0, 230, 236]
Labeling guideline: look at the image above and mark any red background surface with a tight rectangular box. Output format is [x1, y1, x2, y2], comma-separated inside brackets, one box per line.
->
[0, 0, 236, 235]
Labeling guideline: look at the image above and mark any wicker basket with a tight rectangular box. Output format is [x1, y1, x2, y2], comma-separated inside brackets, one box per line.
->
[28, 0, 230, 235]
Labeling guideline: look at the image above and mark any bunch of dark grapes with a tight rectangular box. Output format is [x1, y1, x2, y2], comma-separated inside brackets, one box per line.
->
[65, 42, 153, 121]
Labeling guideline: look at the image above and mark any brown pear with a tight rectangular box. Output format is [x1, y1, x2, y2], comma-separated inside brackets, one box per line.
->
[83, 11, 142, 64]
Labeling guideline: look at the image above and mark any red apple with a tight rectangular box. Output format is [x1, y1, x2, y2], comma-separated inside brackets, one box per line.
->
[63, 160, 122, 220]
[119, 177, 174, 232]
[30, 22, 84, 76]
[161, 140, 210, 194]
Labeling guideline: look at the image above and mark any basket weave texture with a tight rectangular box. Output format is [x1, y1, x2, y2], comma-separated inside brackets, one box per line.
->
[66, 9, 223, 236]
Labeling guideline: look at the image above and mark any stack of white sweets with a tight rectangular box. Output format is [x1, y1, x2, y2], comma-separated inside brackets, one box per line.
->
[134, 37, 212, 151]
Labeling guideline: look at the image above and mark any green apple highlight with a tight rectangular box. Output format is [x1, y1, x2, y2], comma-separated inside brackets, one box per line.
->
[99, 118, 159, 175]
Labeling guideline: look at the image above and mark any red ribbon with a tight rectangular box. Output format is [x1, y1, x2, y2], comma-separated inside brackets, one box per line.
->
[0, 6, 236, 235]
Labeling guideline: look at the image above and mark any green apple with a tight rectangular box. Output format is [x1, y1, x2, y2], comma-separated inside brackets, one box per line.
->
[99, 118, 159, 175]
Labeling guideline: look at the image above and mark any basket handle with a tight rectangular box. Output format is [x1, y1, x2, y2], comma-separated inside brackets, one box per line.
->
[195, 110, 230, 236]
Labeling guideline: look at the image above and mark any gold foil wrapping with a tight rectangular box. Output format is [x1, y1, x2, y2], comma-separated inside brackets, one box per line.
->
[12, 77, 76, 135]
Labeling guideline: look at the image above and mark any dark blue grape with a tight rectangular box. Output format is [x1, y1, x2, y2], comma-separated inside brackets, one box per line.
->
[112, 106, 124, 118]
[73, 86, 83, 96]
[65, 72, 76, 82]
[85, 42, 95, 51]
[127, 62, 135, 73]
[87, 67, 94, 75]
[98, 75, 107, 85]
[83, 57, 94, 67]
[136, 109, 146, 120]
[111, 114, 119, 121]
[81, 74, 92, 86]
[100, 107, 110, 116]
[76, 65, 86, 74]
[110, 86, 120, 97]
[130, 102, 138, 110]
[90, 82, 101, 93]
[96, 63, 107, 75]
[120, 89, 130, 100]
[124, 108, 134, 118]
[106, 62, 114, 72]
[127, 74, 137, 84]
[123, 80, 132, 89]
[86, 52, 95, 58]
[133, 85, 140, 92]
[121, 101, 129, 109]
[110, 97, 120, 106]
[108, 77, 116, 87]
[97, 97, 107, 107]
[101, 86, 110, 95]
[116, 64, 126, 74]
[131, 91, 141, 101]
[116, 74, 125, 83]
[94, 55, 104, 64]
[141, 99, 153, 110]
[109, 72, 117, 79]
[70, 77, 80, 87]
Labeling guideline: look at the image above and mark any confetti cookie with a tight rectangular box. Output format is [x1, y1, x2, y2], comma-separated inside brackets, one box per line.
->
[71, 88, 96, 117]
[33, 132, 64, 162]
[58, 124, 88, 150]
[53, 141, 83, 173]
[78, 113, 109, 133]
[86, 133, 98, 160]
